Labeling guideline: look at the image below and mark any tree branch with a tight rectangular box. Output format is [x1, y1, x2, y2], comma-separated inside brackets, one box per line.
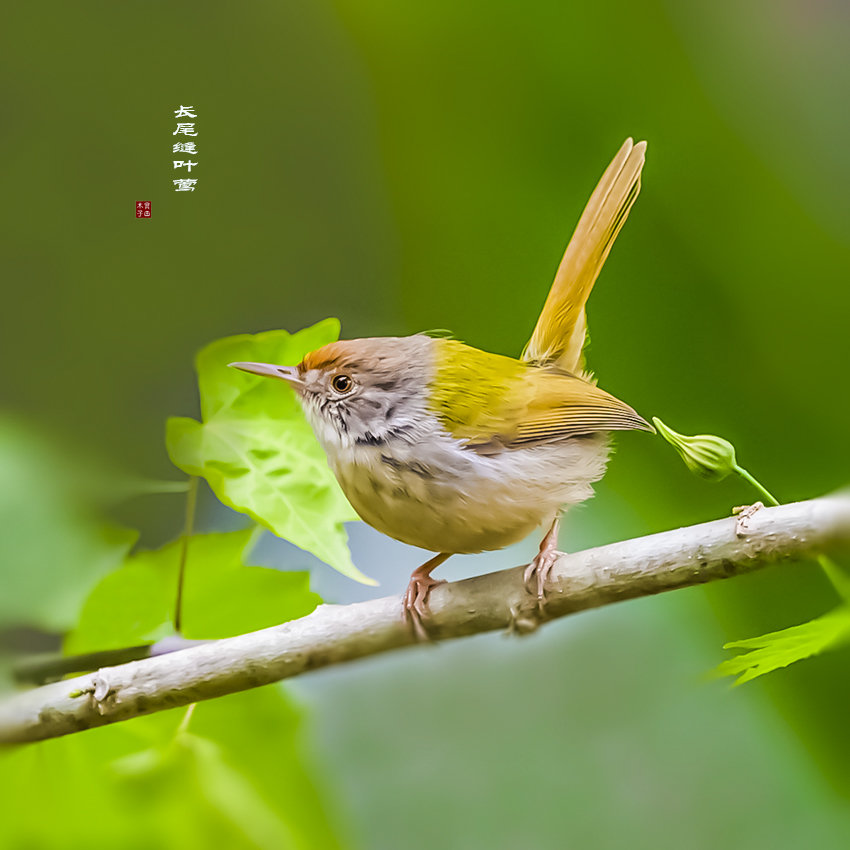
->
[11, 637, 210, 686]
[2, 495, 849, 745]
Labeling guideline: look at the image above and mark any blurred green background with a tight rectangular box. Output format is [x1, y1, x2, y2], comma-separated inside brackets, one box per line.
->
[2, 0, 850, 847]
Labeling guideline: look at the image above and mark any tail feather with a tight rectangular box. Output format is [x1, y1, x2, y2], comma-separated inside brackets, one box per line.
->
[522, 138, 646, 373]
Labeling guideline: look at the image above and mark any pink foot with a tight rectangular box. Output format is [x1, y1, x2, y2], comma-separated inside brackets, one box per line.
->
[402, 553, 450, 641]
[523, 546, 558, 604]
[524, 518, 561, 605]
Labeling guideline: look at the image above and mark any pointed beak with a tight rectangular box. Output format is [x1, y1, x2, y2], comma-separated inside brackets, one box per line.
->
[228, 361, 303, 388]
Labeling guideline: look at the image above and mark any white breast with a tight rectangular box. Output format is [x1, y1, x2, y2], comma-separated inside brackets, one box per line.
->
[327, 431, 610, 554]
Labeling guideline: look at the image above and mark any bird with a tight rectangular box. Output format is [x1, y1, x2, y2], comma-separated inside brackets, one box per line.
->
[232, 138, 652, 636]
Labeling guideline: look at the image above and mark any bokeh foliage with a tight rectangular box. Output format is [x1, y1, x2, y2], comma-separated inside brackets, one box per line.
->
[66, 529, 321, 653]
[0, 688, 343, 850]
[0, 419, 137, 633]
[2, 0, 850, 848]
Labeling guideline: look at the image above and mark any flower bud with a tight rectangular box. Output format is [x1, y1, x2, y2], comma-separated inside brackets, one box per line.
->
[652, 417, 739, 481]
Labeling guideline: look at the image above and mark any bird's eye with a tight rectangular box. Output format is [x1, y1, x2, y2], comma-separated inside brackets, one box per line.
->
[331, 374, 353, 394]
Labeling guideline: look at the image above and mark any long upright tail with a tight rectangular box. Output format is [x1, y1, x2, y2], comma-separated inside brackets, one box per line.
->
[522, 138, 646, 374]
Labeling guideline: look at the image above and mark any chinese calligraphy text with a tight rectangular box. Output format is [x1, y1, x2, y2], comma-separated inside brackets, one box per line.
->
[172, 105, 198, 191]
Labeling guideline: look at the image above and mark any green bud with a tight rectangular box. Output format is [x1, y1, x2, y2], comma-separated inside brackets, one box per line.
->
[651, 417, 738, 481]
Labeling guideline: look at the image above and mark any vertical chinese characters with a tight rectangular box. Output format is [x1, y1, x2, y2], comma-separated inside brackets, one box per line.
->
[135, 201, 151, 218]
[172, 105, 198, 192]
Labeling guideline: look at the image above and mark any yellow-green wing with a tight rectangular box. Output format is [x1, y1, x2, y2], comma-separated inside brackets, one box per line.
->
[429, 341, 650, 450]
[522, 138, 646, 373]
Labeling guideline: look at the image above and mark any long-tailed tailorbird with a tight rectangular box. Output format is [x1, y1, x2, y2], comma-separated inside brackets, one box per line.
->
[232, 138, 652, 636]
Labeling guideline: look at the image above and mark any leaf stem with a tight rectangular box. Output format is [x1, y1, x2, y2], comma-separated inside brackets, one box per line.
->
[733, 465, 779, 506]
[130, 479, 192, 495]
[176, 703, 196, 736]
[817, 555, 850, 602]
[174, 476, 199, 633]
[245, 523, 265, 558]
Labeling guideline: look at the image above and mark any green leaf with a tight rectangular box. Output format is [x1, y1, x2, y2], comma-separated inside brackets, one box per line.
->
[0, 688, 343, 849]
[166, 320, 375, 585]
[0, 416, 137, 632]
[66, 530, 321, 653]
[714, 606, 850, 685]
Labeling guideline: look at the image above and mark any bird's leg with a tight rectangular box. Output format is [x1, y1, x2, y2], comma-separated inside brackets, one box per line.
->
[403, 553, 450, 641]
[523, 517, 561, 605]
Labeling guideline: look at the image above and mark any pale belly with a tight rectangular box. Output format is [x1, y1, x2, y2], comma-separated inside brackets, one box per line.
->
[328, 434, 610, 554]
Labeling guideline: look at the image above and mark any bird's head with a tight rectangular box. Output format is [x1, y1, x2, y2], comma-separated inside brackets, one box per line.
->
[230, 335, 433, 450]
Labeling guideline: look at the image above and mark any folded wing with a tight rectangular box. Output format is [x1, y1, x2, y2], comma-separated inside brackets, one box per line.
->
[430, 341, 651, 451]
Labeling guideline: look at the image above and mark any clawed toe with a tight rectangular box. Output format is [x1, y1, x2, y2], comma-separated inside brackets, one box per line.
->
[524, 518, 561, 606]
[523, 549, 557, 604]
[402, 575, 446, 640]
[401, 553, 450, 641]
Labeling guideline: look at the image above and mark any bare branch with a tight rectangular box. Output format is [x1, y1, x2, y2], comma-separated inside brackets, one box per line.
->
[2, 495, 849, 745]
